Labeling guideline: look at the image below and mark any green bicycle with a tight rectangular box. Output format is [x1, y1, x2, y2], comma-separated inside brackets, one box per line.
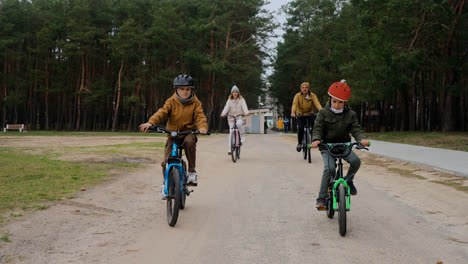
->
[314, 141, 369, 236]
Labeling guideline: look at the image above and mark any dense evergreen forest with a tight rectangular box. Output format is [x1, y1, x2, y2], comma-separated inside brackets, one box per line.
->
[270, 0, 467, 132]
[1, 0, 467, 132]
[0, 0, 274, 131]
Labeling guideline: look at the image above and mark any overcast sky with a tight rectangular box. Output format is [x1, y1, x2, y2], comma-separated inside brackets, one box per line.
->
[263, 0, 292, 76]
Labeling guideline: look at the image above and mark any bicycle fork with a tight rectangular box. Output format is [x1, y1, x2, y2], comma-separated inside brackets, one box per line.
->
[331, 161, 351, 211]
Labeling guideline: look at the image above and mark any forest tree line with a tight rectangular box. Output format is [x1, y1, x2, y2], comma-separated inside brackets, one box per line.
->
[0, 0, 274, 131]
[270, 0, 467, 132]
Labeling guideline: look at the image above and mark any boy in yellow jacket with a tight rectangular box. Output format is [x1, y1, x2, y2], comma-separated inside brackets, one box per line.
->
[140, 74, 208, 199]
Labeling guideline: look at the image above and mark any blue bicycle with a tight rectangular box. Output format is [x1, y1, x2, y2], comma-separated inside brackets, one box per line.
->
[148, 126, 210, 227]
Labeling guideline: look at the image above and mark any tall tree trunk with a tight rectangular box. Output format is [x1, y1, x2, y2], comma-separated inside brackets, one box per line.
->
[112, 58, 125, 132]
[76, 54, 86, 131]
[418, 71, 425, 131]
[408, 73, 416, 131]
[2, 58, 7, 128]
[45, 63, 50, 130]
[206, 29, 216, 128]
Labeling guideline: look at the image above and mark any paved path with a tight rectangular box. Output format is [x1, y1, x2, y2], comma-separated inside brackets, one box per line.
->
[367, 140, 468, 177]
[111, 134, 467, 264]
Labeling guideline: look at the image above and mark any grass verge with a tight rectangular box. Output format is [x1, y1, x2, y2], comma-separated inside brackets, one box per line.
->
[0, 131, 165, 137]
[430, 180, 468, 193]
[366, 132, 468, 152]
[387, 168, 427, 180]
[0, 148, 139, 215]
[0, 140, 165, 217]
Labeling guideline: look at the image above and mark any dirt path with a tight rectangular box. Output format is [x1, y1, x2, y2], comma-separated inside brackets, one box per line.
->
[1, 134, 467, 263]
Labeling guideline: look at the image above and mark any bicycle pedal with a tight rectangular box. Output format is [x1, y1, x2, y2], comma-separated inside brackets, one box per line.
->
[187, 183, 198, 187]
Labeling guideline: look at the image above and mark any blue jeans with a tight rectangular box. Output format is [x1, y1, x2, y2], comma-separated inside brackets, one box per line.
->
[318, 149, 361, 199]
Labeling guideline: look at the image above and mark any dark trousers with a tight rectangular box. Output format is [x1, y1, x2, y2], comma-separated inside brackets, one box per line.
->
[161, 134, 197, 178]
[318, 150, 361, 198]
[297, 115, 316, 144]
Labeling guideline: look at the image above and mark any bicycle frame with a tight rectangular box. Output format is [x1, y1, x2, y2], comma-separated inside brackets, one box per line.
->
[227, 115, 243, 162]
[231, 125, 240, 149]
[164, 142, 186, 196]
[322, 142, 366, 211]
[149, 126, 209, 196]
[297, 113, 316, 163]
[331, 158, 350, 211]
[228, 115, 242, 149]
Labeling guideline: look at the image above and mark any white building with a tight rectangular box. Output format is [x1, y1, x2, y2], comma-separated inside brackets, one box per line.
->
[244, 108, 271, 134]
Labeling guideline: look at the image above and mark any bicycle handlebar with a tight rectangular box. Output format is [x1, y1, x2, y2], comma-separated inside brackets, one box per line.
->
[226, 114, 244, 118]
[295, 113, 317, 118]
[148, 126, 210, 138]
[315, 141, 370, 158]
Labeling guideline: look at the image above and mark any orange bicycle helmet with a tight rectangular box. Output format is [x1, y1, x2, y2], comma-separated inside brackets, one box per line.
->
[328, 81, 351, 101]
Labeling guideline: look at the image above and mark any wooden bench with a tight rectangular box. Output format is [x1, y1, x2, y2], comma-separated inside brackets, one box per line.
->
[3, 124, 25, 132]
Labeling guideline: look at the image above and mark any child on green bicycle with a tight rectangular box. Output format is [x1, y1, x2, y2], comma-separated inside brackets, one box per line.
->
[310, 80, 369, 210]
[139, 74, 208, 199]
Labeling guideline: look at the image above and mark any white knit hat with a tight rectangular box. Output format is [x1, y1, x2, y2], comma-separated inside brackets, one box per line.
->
[231, 85, 239, 93]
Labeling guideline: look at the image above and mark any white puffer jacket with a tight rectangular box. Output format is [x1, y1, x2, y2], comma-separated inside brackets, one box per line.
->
[221, 97, 249, 122]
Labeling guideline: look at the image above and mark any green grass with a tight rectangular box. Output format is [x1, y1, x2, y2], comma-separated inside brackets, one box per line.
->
[1, 232, 11, 242]
[387, 168, 426, 179]
[430, 180, 468, 194]
[0, 131, 165, 137]
[366, 132, 468, 152]
[0, 146, 142, 215]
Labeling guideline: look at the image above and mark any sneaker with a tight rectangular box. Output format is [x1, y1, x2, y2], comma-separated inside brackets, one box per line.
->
[241, 135, 246, 143]
[296, 144, 302, 152]
[316, 198, 326, 210]
[187, 171, 198, 186]
[348, 181, 357, 195]
[160, 184, 167, 200]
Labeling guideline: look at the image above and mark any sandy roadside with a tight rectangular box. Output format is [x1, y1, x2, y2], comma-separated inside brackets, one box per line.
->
[0, 135, 467, 263]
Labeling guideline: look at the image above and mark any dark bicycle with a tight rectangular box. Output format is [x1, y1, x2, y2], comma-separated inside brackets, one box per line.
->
[148, 126, 209, 227]
[314, 141, 369, 236]
[296, 113, 316, 163]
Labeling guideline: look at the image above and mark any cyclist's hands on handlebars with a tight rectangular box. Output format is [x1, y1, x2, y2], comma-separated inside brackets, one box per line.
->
[139, 122, 153, 133]
[311, 140, 320, 148]
[199, 128, 208, 134]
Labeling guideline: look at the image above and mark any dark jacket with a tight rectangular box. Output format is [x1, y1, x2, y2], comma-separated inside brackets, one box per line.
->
[312, 101, 365, 148]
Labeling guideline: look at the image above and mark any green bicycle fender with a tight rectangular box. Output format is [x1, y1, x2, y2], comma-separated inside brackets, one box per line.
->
[332, 179, 349, 210]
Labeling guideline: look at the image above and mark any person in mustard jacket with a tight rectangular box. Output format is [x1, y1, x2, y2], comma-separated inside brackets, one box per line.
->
[277, 117, 284, 133]
[140, 74, 208, 199]
[291, 82, 323, 152]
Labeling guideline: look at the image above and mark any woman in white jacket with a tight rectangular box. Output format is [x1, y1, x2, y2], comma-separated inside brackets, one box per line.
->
[220, 85, 250, 154]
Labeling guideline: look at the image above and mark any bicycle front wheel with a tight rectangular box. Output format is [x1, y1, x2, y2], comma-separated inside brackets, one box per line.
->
[302, 129, 307, 160]
[167, 168, 181, 227]
[326, 188, 335, 219]
[180, 162, 187, 210]
[231, 131, 237, 163]
[338, 183, 347, 236]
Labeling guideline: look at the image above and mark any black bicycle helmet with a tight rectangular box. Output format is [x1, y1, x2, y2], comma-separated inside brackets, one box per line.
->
[173, 74, 194, 87]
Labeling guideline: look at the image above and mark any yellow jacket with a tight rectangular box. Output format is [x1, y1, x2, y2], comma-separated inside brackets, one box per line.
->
[277, 119, 284, 129]
[291, 92, 322, 115]
[148, 93, 208, 133]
